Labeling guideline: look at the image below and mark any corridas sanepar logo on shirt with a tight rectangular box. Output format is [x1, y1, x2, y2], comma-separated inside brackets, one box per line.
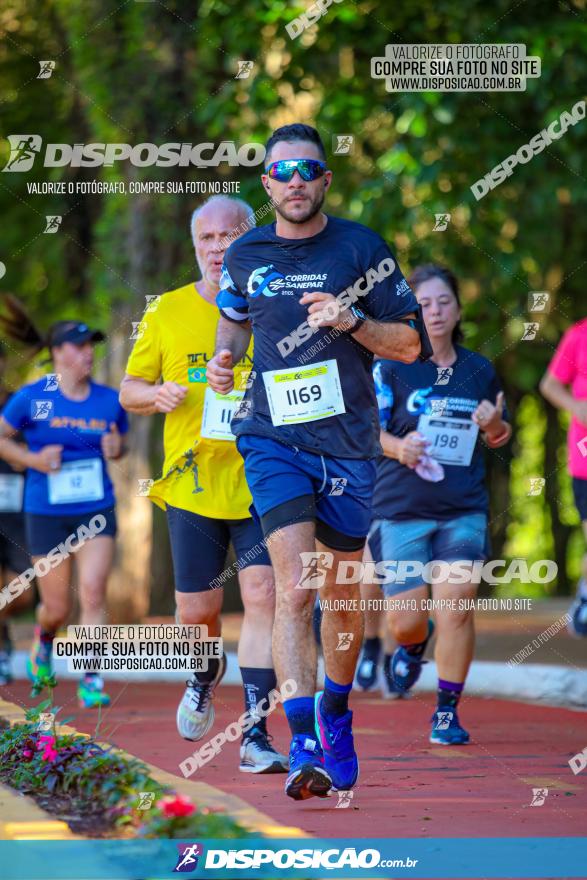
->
[245, 265, 328, 297]
[406, 387, 477, 418]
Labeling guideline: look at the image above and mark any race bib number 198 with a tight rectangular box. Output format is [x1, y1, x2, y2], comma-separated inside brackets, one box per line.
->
[417, 414, 479, 466]
[263, 359, 345, 427]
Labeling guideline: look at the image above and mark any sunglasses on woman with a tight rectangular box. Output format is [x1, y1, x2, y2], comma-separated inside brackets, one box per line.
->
[265, 159, 327, 182]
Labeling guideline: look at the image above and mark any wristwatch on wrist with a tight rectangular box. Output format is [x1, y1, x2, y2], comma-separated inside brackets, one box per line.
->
[348, 305, 367, 333]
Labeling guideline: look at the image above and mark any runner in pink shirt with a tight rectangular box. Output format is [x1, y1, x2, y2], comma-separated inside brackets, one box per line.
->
[540, 318, 587, 636]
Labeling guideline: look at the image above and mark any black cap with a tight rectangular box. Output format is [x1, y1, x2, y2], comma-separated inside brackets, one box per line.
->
[48, 321, 105, 348]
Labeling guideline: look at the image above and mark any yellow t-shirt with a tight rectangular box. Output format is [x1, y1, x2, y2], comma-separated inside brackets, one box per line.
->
[125, 282, 253, 519]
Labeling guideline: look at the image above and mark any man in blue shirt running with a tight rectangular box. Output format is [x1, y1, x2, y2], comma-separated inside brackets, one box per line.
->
[207, 123, 430, 801]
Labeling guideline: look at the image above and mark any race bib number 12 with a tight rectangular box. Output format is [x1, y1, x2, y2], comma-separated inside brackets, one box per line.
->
[263, 359, 345, 427]
[47, 458, 105, 505]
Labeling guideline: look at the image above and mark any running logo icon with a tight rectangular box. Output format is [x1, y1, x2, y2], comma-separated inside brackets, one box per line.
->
[37, 61, 56, 79]
[31, 400, 53, 420]
[37, 713, 55, 732]
[236, 61, 254, 79]
[435, 367, 453, 386]
[137, 479, 154, 496]
[527, 477, 545, 496]
[521, 322, 539, 341]
[332, 135, 354, 154]
[335, 790, 354, 808]
[233, 399, 253, 419]
[433, 213, 451, 231]
[136, 792, 155, 810]
[238, 370, 256, 391]
[145, 294, 161, 312]
[44, 216, 62, 234]
[529, 292, 550, 312]
[336, 632, 354, 651]
[173, 843, 203, 873]
[329, 477, 347, 496]
[44, 373, 61, 391]
[530, 788, 548, 807]
[297, 551, 333, 589]
[429, 397, 448, 415]
[434, 711, 453, 730]
[2, 135, 42, 172]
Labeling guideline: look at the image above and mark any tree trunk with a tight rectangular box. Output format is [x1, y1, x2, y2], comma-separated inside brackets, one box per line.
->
[102, 173, 154, 622]
[543, 401, 571, 596]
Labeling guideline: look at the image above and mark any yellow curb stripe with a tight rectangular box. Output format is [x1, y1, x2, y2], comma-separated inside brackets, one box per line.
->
[0, 697, 308, 839]
[0, 784, 80, 840]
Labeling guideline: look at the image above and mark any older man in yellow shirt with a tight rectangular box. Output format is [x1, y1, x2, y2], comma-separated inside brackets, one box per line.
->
[120, 196, 287, 775]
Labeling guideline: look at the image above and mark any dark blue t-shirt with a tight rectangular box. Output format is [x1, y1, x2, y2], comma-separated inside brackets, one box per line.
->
[2, 378, 128, 516]
[372, 346, 505, 520]
[217, 215, 418, 459]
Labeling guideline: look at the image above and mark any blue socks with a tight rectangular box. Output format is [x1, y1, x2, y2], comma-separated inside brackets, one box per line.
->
[438, 678, 464, 709]
[240, 666, 277, 733]
[321, 675, 352, 718]
[284, 696, 315, 737]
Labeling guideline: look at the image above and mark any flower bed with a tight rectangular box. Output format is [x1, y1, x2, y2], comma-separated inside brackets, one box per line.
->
[0, 678, 246, 839]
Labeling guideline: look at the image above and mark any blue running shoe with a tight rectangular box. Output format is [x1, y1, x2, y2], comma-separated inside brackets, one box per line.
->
[285, 734, 332, 801]
[381, 657, 404, 700]
[314, 692, 359, 791]
[568, 581, 587, 638]
[429, 708, 470, 745]
[390, 619, 435, 694]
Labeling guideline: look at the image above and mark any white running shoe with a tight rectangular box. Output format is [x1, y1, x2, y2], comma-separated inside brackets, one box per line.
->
[176, 653, 227, 741]
[239, 727, 289, 774]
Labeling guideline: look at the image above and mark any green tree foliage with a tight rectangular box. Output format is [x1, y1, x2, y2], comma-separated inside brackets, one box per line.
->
[1, 0, 585, 600]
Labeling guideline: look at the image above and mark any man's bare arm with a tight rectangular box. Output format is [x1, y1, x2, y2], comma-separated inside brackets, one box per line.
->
[215, 316, 252, 362]
[350, 314, 421, 362]
[120, 375, 159, 415]
[301, 293, 421, 363]
[207, 318, 253, 394]
[119, 374, 188, 415]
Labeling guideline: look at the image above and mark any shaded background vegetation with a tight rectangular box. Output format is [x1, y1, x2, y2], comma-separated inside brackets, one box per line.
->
[0, 0, 585, 617]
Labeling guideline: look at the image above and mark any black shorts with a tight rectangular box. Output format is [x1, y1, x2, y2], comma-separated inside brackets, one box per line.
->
[25, 507, 117, 557]
[0, 513, 30, 574]
[166, 505, 271, 593]
[572, 477, 587, 521]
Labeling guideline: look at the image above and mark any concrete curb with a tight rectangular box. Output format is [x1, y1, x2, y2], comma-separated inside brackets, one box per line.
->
[415, 660, 587, 709]
[0, 783, 81, 841]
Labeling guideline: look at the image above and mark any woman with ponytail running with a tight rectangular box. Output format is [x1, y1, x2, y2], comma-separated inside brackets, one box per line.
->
[359, 264, 511, 743]
[0, 298, 128, 707]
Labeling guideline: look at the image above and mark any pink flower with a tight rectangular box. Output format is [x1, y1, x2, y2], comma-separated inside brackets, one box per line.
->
[40, 744, 58, 762]
[37, 734, 59, 763]
[156, 794, 196, 819]
[22, 748, 33, 759]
